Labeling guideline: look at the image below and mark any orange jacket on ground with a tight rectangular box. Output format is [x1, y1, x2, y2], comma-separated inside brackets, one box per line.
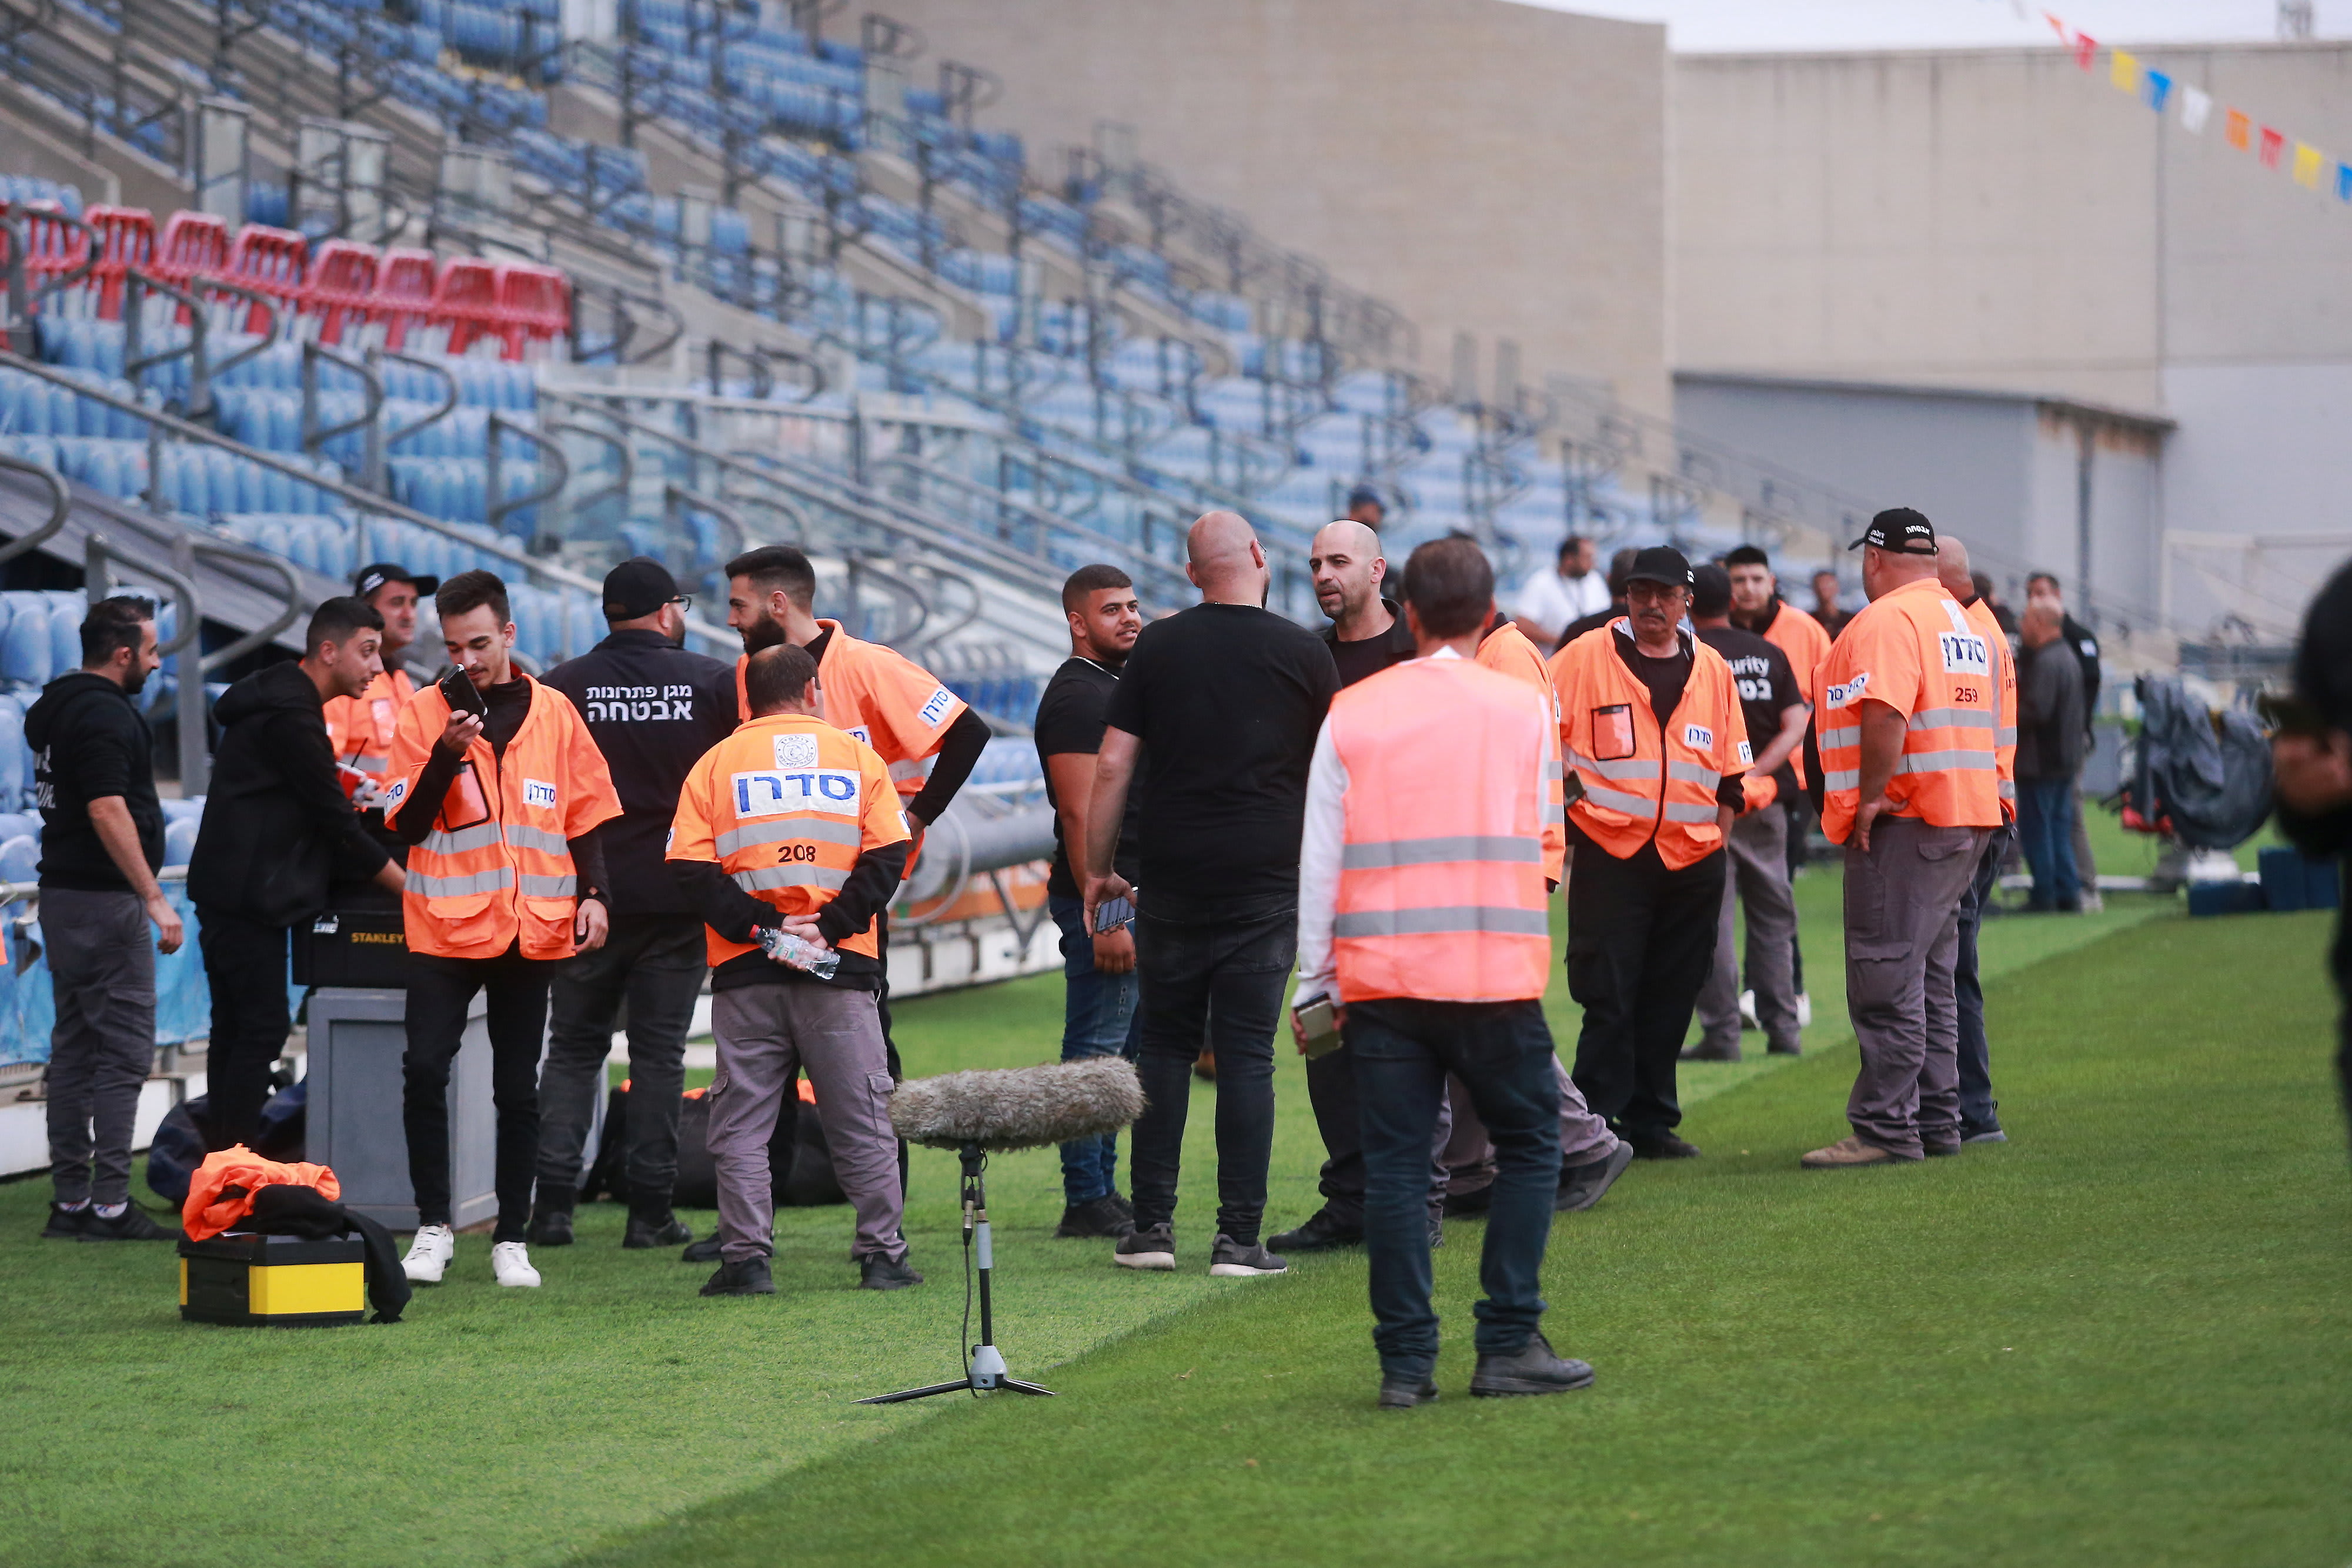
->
[667, 712, 911, 966]
[183, 1145, 341, 1241]
[1812, 577, 2004, 844]
[1477, 621, 1568, 883]
[734, 621, 968, 801]
[1753, 600, 1830, 788]
[323, 667, 416, 793]
[1548, 621, 1748, 870]
[385, 676, 623, 959]
[1327, 656, 1555, 1004]
[1962, 596, 2019, 815]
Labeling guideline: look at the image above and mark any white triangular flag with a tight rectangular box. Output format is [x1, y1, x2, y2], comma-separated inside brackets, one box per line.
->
[2181, 85, 2213, 133]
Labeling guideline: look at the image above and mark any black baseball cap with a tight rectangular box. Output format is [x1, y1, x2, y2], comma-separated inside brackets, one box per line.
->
[1690, 562, 1732, 617]
[354, 563, 437, 600]
[1850, 507, 1938, 555]
[1623, 545, 1693, 589]
[603, 556, 681, 621]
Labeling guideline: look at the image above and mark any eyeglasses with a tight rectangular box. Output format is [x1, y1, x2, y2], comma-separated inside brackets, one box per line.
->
[669, 594, 693, 611]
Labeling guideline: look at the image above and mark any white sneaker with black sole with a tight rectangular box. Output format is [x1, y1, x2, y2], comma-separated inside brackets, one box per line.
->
[402, 1223, 455, 1285]
[1114, 1223, 1176, 1271]
[1208, 1235, 1286, 1277]
[490, 1241, 542, 1288]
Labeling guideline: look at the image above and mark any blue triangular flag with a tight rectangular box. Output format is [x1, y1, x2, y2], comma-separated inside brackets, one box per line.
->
[2143, 69, 2173, 113]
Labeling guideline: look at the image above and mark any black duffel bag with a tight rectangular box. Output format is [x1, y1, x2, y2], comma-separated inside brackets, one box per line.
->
[582, 1081, 844, 1209]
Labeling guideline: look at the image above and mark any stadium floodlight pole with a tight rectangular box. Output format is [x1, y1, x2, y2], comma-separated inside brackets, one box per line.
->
[858, 1143, 1055, 1404]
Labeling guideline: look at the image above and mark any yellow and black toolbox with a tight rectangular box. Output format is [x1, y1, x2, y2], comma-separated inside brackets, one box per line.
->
[179, 1232, 367, 1327]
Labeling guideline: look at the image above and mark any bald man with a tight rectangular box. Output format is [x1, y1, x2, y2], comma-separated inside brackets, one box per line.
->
[1084, 511, 1340, 1276]
[1312, 521, 1417, 687]
[1939, 539, 2019, 1143]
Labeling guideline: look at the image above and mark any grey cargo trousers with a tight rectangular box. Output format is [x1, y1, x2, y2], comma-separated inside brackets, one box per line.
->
[1696, 804, 1802, 1057]
[1843, 816, 1991, 1156]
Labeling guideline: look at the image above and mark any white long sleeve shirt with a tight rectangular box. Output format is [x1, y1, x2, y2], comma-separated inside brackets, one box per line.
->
[1292, 647, 1556, 1009]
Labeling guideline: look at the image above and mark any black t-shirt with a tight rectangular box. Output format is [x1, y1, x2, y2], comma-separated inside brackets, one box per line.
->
[1322, 611, 1417, 690]
[1560, 602, 1625, 653]
[1696, 624, 1804, 798]
[1615, 634, 1691, 730]
[1033, 656, 1144, 900]
[1103, 602, 1338, 915]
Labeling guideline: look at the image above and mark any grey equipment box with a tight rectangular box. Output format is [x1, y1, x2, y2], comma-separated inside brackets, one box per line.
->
[305, 987, 501, 1230]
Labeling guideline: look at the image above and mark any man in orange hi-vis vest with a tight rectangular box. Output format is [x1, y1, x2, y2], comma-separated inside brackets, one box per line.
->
[1937, 536, 2019, 1146]
[1549, 546, 1752, 1161]
[1292, 537, 1599, 1410]
[385, 571, 622, 1291]
[667, 641, 921, 1298]
[1801, 510, 2002, 1170]
[323, 562, 434, 834]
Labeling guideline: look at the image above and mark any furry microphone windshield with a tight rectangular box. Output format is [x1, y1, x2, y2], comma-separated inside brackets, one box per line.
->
[888, 1057, 1147, 1152]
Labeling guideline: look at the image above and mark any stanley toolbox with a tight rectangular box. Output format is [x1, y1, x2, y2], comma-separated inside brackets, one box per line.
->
[179, 1232, 367, 1326]
[292, 901, 409, 988]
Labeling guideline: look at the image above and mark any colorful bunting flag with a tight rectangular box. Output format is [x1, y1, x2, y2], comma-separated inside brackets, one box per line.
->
[2143, 69, 2172, 113]
[2226, 109, 2251, 151]
[2043, 9, 2068, 38]
[2110, 50, 2139, 92]
[2259, 126, 2285, 168]
[2339, 162, 2352, 202]
[2073, 31, 2097, 69]
[2294, 142, 2324, 188]
[2181, 85, 2213, 133]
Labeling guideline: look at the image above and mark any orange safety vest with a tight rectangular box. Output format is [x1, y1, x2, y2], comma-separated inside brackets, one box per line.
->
[735, 621, 968, 801]
[1328, 657, 1554, 1004]
[1548, 621, 1748, 870]
[667, 711, 911, 966]
[183, 1145, 342, 1241]
[1476, 622, 1568, 884]
[1962, 596, 2019, 815]
[1812, 577, 2004, 843]
[384, 675, 623, 959]
[323, 667, 416, 791]
[1756, 601, 1831, 788]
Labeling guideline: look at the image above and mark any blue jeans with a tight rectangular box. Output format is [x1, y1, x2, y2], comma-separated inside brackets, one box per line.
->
[1050, 895, 1140, 1205]
[1953, 825, 2010, 1135]
[2018, 778, 2081, 910]
[1351, 997, 1562, 1379]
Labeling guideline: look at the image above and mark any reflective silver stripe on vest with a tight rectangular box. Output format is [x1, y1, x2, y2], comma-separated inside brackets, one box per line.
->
[1663, 800, 1720, 824]
[409, 867, 515, 898]
[1581, 782, 1660, 818]
[1895, 747, 1997, 775]
[505, 823, 570, 856]
[715, 818, 865, 858]
[1824, 768, 1861, 791]
[1666, 760, 1719, 789]
[350, 754, 390, 774]
[1542, 760, 1564, 780]
[1996, 726, 2017, 745]
[731, 865, 851, 894]
[1340, 835, 1542, 870]
[1567, 750, 1656, 783]
[1544, 804, 1565, 824]
[1819, 724, 1859, 749]
[519, 873, 577, 897]
[422, 824, 505, 857]
[1332, 905, 1552, 938]
[1907, 707, 1997, 731]
[1998, 780, 2017, 800]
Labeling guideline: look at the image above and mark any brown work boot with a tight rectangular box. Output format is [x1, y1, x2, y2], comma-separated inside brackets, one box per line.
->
[1800, 1135, 1911, 1169]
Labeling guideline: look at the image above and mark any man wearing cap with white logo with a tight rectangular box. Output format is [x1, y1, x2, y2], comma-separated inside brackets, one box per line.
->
[1802, 509, 2002, 1169]
[532, 559, 739, 1251]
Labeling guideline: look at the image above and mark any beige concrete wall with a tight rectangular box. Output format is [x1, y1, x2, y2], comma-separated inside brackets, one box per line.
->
[853, 0, 1672, 414]
[1672, 44, 2352, 414]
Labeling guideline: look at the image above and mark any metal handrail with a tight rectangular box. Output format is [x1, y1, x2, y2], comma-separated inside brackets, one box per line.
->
[302, 339, 383, 487]
[546, 420, 633, 534]
[486, 412, 570, 546]
[377, 348, 460, 462]
[0, 452, 71, 567]
[663, 483, 746, 567]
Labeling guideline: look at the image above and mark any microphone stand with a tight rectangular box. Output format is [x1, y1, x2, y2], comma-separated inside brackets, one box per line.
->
[858, 1142, 1055, 1403]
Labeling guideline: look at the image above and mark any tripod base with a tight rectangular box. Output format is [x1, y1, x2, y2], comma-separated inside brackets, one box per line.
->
[856, 1370, 1056, 1405]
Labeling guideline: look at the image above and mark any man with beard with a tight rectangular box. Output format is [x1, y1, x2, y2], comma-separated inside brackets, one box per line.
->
[325, 563, 436, 847]
[1035, 565, 1147, 1239]
[30, 597, 180, 1242]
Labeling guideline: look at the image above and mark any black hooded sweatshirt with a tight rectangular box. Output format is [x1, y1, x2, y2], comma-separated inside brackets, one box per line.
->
[28, 670, 164, 892]
[187, 660, 390, 926]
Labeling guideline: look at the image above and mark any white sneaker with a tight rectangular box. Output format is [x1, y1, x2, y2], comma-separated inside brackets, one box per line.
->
[491, 1240, 542, 1288]
[1795, 993, 1813, 1028]
[1738, 989, 1759, 1029]
[402, 1223, 455, 1285]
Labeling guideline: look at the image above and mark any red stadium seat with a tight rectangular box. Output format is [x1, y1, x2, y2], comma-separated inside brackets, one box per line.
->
[0, 202, 86, 349]
[429, 256, 502, 357]
[81, 205, 155, 321]
[222, 223, 308, 332]
[493, 260, 571, 359]
[152, 210, 230, 290]
[303, 238, 379, 345]
[370, 248, 439, 350]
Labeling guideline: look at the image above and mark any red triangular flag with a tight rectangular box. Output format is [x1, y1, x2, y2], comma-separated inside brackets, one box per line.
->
[2259, 126, 2286, 168]
[2073, 31, 2097, 69]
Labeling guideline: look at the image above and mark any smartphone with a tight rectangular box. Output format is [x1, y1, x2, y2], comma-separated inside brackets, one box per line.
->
[1093, 895, 1135, 935]
[439, 666, 489, 720]
[1294, 997, 1342, 1059]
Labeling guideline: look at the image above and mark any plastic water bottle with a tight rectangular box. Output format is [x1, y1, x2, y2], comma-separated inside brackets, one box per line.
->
[759, 925, 840, 980]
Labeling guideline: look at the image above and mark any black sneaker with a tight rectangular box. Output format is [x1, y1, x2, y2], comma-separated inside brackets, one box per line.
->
[42, 1203, 91, 1240]
[858, 1254, 924, 1290]
[1055, 1195, 1136, 1239]
[1556, 1142, 1637, 1213]
[1961, 1124, 2008, 1145]
[1628, 1133, 1702, 1160]
[1208, 1235, 1287, 1277]
[699, 1258, 775, 1296]
[1378, 1374, 1439, 1410]
[1441, 1185, 1493, 1219]
[680, 1232, 724, 1263]
[1678, 1044, 1741, 1062]
[528, 1208, 575, 1248]
[624, 1213, 694, 1249]
[1267, 1207, 1362, 1253]
[1469, 1331, 1596, 1398]
[1109, 1193, 1136, 1221]
[1114, 1223, 1176, 1271]
[81, 1205, 173, 1242]
[1922, 1137, 1963, 1158]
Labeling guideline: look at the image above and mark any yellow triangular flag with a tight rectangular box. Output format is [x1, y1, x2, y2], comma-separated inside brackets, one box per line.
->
[2111, 49, 2140, 91]
[2294, 142, 2326, 188]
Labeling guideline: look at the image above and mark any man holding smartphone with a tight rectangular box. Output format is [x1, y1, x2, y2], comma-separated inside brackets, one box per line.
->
[1034, 565, 1146, 1240]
